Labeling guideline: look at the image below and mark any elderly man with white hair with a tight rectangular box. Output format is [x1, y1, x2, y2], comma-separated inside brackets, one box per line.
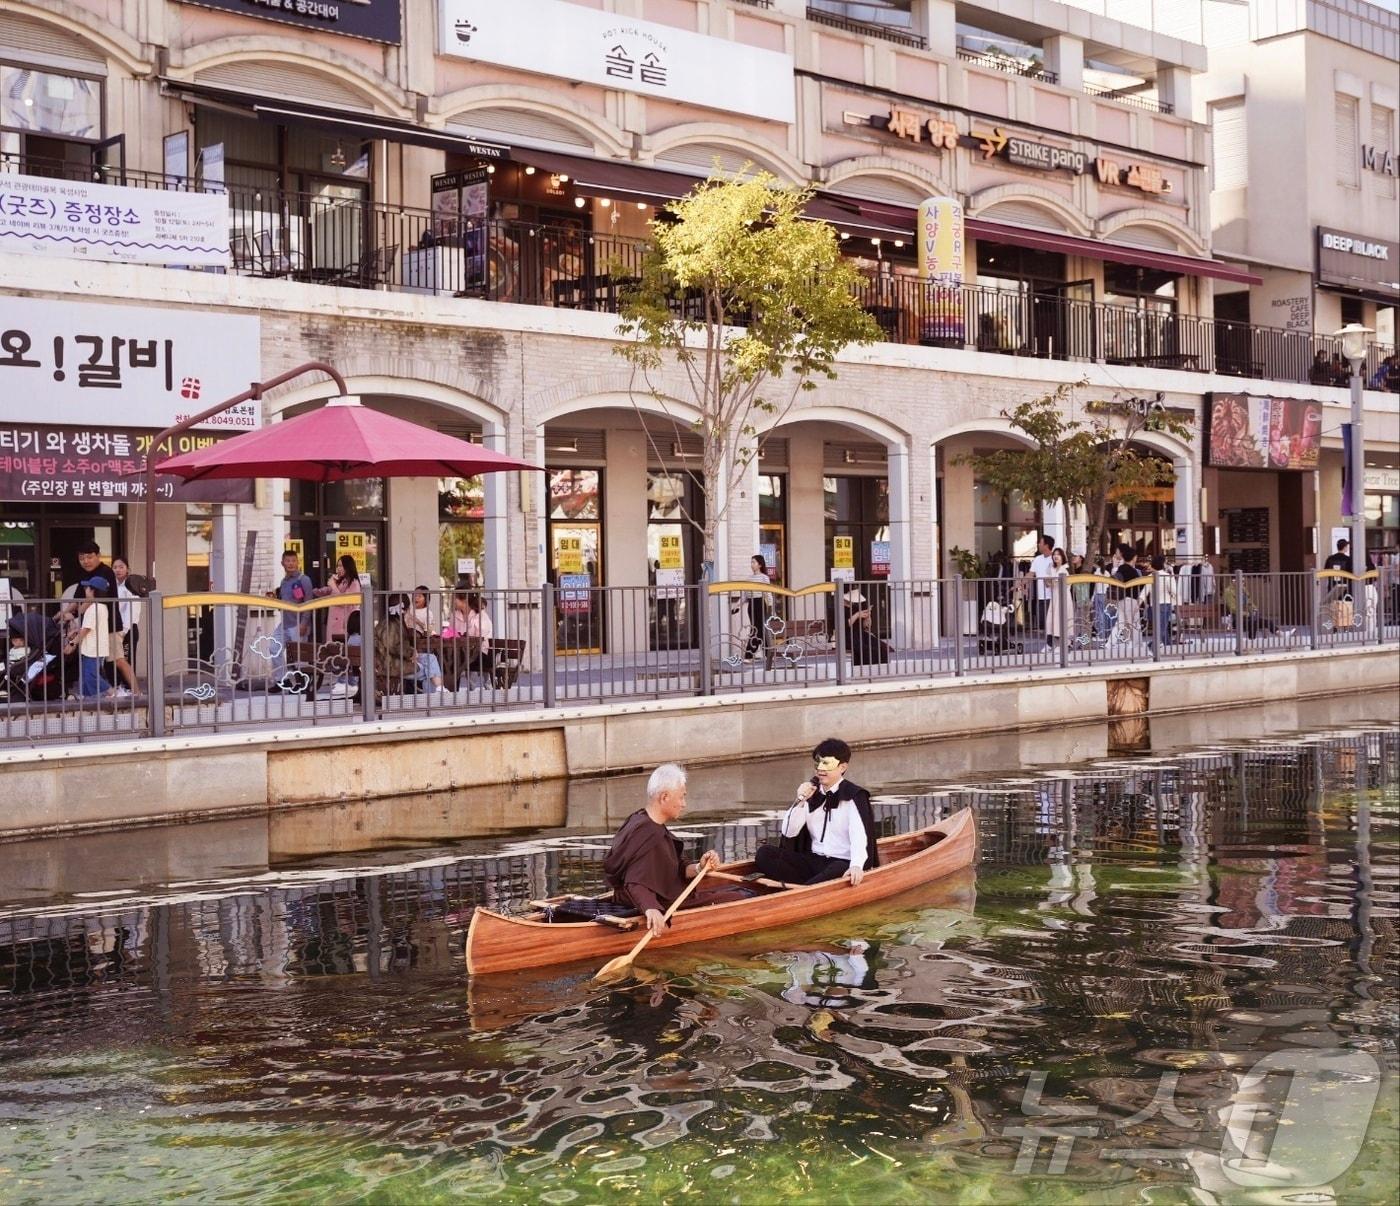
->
[603, 762, 723, 937]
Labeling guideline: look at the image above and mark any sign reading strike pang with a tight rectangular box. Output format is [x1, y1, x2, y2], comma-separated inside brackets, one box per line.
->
[0, 298, 261, 432]
[439, 0, 795, 123]
[178, 0, 402, 45]
[1005, 136, 1086, 175]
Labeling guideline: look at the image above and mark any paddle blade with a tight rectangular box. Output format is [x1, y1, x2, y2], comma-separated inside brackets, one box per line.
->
[593, 953, 636, 983]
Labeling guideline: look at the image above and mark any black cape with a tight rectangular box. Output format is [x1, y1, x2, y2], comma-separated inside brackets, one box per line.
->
[780, 779, 881, 870]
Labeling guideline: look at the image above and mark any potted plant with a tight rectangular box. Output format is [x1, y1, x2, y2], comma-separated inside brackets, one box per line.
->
[948, 545, 984, 636]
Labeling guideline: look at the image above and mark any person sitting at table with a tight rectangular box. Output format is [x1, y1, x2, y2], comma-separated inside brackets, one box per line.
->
[1308, 350, 1332, 386]
[398, 588, 444, 693]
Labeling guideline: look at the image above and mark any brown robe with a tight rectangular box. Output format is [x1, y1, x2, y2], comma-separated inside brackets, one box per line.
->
[603, 809, 688, 914]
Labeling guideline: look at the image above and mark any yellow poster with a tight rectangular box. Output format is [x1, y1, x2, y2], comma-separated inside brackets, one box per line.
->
[916, 196, 965, 285]
[832, 536, 854, 570]
[335, 531, 367, 562]
[556, 535, 584, 573]
[657, 533, 683, 571]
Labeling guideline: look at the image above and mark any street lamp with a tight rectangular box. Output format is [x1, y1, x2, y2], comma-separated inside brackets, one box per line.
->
[1335, 323, 1372, 572]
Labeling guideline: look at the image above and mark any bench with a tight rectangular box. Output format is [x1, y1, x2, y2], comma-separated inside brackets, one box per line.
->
[278, 634, 526, 692]
[1174, 602, 1228, 634]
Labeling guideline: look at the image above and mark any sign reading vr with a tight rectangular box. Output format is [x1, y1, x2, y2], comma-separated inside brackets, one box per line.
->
[439, 0, 795, 123]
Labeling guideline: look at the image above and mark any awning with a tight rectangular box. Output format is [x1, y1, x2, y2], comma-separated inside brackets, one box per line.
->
[509, 148, 701, 203]
[162, 81, 510, 159]
[816, 193, 1262, 285]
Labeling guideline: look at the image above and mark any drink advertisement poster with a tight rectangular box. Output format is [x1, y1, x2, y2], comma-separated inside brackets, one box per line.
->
[1206, 393, 1322, 471]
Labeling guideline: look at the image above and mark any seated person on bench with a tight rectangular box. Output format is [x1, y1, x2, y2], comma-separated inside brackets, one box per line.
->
[754, 738, 880, 886]
[601, 762, 739, 935]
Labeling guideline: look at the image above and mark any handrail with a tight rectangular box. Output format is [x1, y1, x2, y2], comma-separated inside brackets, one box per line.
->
[707, 580, 836, 597]
[161, 591, 363, 611]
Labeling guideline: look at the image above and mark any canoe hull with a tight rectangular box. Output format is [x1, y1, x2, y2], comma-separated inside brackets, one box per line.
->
[466, 807, 976, 975]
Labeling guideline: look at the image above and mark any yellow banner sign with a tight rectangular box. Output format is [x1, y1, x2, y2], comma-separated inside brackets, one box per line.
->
[916, 196, 964, 286]
[832, 536, 854, 570]
[657, 533, 683, 570]
[335, 531, 367, 562]
[556, 535, 584, 574]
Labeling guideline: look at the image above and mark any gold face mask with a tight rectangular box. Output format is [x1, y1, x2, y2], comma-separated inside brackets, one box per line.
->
[813, 756, 841, 773]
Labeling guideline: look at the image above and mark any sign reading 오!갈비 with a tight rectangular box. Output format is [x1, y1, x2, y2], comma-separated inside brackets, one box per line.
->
[438, 0, 795, 123]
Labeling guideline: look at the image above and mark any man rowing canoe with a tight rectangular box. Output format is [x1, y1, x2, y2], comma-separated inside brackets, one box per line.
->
[603, 762, 724, 937]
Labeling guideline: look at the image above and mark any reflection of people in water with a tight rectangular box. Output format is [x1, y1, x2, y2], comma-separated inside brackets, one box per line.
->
[779, 941, 877, 1008]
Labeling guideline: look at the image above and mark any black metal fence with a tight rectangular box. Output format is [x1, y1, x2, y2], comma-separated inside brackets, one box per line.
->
[3, 155, 1394, 388]
[0, 570, 1394, 748]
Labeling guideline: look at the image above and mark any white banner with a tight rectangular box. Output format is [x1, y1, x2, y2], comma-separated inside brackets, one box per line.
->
[0, 297, 260, 430]
[439, 0, 795, 124]
[0, 175, 229, 267]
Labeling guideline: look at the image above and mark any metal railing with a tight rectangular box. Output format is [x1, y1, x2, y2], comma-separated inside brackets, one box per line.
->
[4, 155, 1396, 389]
[0, 569, 1394, 749]
[956, 48, 1059, 84]
[807, 6, 929, 48]
[1083, 80, 1173, 114]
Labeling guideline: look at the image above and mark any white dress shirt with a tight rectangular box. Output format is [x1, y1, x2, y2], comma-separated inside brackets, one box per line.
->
[1029, 552, 1055, 600]
[781, 778, 870, 869]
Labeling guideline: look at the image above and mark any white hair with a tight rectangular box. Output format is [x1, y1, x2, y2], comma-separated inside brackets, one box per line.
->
[647, 762, 687, 799]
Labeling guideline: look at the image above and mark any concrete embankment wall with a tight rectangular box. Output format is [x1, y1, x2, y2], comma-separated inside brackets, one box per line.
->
[2, 646, 1394, 840]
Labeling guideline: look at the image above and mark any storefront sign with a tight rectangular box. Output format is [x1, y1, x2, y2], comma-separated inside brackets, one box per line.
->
[657, 533, 683, 571]
[163, 131, 189, 189]
[1317, 226, 1398, 293]
[1003, 134, 1086, 175]
[559, 572, 591, 613]
[870, 540, 891, 577]
[335, 531, 367, 562]
[1365, 467, 1400, 492]
[916, 196, 964, 286]
[1361, 144, 1398, 177]
[0, 422, 252, 504]
[832, 536, 854, 570]
[438, 0, 795, 123]
[0, 175, 229, 267]
[0, 298, 261, 431]
[863, 106, 958, 151]
[177, 0, 402, 45]
[1205, 393, 1323, 472]
[1093, 156, 1172, 195]
[556, 536, 585, 574]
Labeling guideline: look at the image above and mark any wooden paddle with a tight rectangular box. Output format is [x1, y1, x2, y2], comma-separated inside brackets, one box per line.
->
[594, 865, 710, 983]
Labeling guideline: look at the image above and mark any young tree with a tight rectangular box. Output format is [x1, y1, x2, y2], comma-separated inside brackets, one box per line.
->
[961, 383, 1192, 560]
[616, 171, 880, 573]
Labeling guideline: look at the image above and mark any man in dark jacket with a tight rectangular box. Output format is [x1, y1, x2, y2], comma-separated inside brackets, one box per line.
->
[754, 738, 880, 886]
[1323, 538, 1353, 574]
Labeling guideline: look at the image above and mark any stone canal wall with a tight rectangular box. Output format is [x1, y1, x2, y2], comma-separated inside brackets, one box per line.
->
[1, 645, 1394, 840]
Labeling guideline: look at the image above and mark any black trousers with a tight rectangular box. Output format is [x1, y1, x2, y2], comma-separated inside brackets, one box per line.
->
[754, 843, 851, 885]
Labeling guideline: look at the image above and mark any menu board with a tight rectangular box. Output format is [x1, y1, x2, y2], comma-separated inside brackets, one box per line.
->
[1227, 548, 1271, 573]
[1206, 393, 1322, 471]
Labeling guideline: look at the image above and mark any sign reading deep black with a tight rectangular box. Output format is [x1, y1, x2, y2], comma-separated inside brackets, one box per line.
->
[178, 0, 402, 45]
[1316, 225, 1398, 293]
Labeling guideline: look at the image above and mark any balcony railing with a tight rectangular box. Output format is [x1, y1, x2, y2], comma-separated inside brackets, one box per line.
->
[3, 156, 1394, 391]
[956, 47, 1059, 84]
[1084, 80, 1174, 115]
[807, 6, 928, 49]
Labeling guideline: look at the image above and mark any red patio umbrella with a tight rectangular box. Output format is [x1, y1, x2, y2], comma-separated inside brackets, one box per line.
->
[154, 397, 540, 482]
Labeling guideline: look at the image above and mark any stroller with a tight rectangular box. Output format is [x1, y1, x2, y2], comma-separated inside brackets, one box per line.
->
[977, 596, 1026, 655]
[3, 612, 68, 703]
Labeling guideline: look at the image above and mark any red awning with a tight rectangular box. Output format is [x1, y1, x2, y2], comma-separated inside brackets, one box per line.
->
[817, 194, 1262, 285]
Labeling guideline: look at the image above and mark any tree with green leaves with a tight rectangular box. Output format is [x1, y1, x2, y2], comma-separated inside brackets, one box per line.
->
[616, 171, 880, 574]
[960, 383, 1192, 560]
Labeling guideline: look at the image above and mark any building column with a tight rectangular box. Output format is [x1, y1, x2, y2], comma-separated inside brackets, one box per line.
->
[481, 418, 509, 590]
[1043, 35, 1085, 94]
[1173, 456, 1198, 560]
[913, 0, 957, 58]
[1157, 66, 1193, 118]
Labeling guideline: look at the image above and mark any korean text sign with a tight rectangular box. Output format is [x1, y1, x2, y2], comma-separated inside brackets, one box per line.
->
[1205, 393, 1322, 472]
[0, 298, 260, 431]
[0, 175, 230, 268]
[439, 0, 795, 123]
[0, 423, 252, 505]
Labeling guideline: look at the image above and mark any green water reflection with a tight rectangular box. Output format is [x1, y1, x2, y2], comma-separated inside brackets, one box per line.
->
[1, 725, 1396, 1204]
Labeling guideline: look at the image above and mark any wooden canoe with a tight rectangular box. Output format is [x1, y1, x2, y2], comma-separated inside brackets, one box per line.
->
[465, 807, 976, 975]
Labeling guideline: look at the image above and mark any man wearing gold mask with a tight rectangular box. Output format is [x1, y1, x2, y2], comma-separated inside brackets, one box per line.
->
[754, 738, 880, 886]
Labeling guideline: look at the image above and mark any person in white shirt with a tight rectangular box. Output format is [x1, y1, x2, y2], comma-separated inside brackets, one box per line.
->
[1028, 534, 1056, 637]
[754, 738, 880, 885]
[64, 577, 114, 698]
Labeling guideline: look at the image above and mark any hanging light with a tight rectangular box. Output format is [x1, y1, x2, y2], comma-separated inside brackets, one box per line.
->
[524, 165, 536, 175]
[557, 173, 569, 183]
[636, 201, 648, 210]
[893, 239, 904, 248]
[574, 196, 587, 208]
[599, 198, 612, 208]
[486, 164, 496, 174]
[329, 141, 347, 170]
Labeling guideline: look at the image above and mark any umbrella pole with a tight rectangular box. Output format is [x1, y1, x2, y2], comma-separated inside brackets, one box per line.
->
[144, 362, 348, 585]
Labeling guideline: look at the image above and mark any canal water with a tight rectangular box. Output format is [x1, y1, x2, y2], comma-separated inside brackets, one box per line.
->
[1, 703, 1396, 1204]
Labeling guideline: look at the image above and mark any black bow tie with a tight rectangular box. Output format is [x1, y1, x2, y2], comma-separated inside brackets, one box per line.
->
[815, 789, 841, 810]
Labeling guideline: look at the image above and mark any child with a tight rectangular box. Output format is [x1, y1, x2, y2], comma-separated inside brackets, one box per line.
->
[65, 577, 114, 699]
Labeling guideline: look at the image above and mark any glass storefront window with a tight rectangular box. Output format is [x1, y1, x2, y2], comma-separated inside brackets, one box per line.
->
[549, 468, 600, 521]
[1365, 491, 1399, 553]
[439, 477, 485, 588]
[0, 66, 100, 138]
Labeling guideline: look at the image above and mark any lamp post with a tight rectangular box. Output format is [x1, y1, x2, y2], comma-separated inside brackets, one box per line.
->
[143, 361, 348, 585]
[1336, 323, 1372, 573]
